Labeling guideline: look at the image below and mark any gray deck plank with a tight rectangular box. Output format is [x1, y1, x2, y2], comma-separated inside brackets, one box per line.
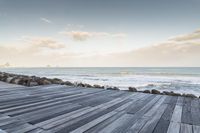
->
[182, 97, 192, 124]
[70, 111, 117, 133]
[193, 125, 200, 133]
[171, 104, 183, 123]
[153, 96, 178, 133]
[0, 82, 199, 133]
[98, 114, 135, 133]
[167, 122, 180, 133]
[36, 94, 136, 131]
[180, 123, 193, 133]
[139, 104, 168, 133]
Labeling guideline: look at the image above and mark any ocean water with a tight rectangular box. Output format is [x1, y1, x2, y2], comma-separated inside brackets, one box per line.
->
[1, 67, 200, 96]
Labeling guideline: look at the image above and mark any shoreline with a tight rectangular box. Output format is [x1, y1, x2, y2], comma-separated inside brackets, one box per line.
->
[0, 71, 198, 98]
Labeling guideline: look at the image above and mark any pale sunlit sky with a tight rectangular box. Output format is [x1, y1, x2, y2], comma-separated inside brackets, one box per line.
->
[0, 0, 200, 67]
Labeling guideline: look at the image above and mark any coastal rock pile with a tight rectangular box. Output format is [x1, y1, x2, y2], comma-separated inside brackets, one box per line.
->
[0, 71, 106, 89]
[0, 72, 71, 87]
[0, 71, 199, 98]
[127, 86, 198, 98]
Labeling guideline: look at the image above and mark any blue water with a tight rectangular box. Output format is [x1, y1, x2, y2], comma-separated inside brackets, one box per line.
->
[1, 67, 200, 96]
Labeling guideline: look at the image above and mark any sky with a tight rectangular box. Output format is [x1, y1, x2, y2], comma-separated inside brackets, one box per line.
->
[0, 0, 200, 67]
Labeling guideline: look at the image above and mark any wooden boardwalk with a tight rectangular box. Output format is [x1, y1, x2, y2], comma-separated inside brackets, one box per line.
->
[0, 82, 200, 133]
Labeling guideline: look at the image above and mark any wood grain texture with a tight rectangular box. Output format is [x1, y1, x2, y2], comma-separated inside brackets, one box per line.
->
[0, 82, 199, 133]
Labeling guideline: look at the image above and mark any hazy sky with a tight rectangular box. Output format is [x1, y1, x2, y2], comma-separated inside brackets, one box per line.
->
[0, 0, 200, 67]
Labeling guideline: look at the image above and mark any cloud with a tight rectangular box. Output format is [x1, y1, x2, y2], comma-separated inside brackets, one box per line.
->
[100, 28, 200, 67]
[67, 28, 200, 67]
[62, 31, 91, 41]
[21, 36, 65, 49]
[40, 17, 52, 24]
[0, 45, 72, 67]
[60, 30, 126, 41]
[1, 29, 200, 67]
[170, 29, 200, 41]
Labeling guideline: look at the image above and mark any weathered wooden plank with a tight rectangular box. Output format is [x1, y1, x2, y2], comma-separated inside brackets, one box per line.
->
[171, 105, 182, 123]
[126, 116, 149, 133]
[126, 95, 155, 114]
[3, 123, 36, 133]
[153, 97, 178, 133]
[25, 128, 45, 133]
[36, 94, 134, 130]
[191, 106, 200, 126]
[35, 107, 91, 128]
[98, 114, 135, 133]
[0, 121, 27, 132]
[0, 129, 6, 133]
[139, 104, 168, 133]
[0, 88, 105, 114]
[180, 123, 193, 133]
[176, 96, 184, 106]
[70, 111, 117, 133]
[0, 115, 19, 127]
[167, 122, 180, 133]
[129, 95, 161, 118]
[5, 97, 81, 116]
[153, 119, 169, 133]
[16, 103, 83, 124]
[181, 97, 192, 124]
[88, 95, 156, 133]
[123, 96, 162, 133]
[0, 92, 83, 113]
[85, 112, 125, 133]
[193, 125, 200, 133]
[0, 82, 199, 133]
[47, 96, 133, 132]
[162, 101, 177, 121]
[144, 96, 167, 117]
[191, 98, 199, 108]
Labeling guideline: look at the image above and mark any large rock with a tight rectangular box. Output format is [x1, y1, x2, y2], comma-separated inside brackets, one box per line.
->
[11, 78, 22, 84]
[37, 78, 51, 85]
[151, 89, 160, 94]
[64, 81, 74, 86]
[107, 87, 120, 90]
[41, 79, 52, 85]
[84, 83, 93, 88]
[163, 91, 181, 96]
[0, 73, 4, 80]
[143, 90, 150, 93]
[28, 81, 39, 86]
[22, 77, 31, 86]
[6, 77, 14, 83]
[51, 78, 63, 84]
[163, 91, 171, 95]
[93, 84, 104, 89]
[17, 78, 29, 85]
[1, 75, 9, 82]
[182, 93, 197, 98]
[128, 87, 137, 92]
[10, 77, 19, 83]
[77, 83, 85, 87]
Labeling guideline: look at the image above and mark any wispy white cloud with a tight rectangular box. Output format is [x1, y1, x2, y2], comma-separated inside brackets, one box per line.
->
[170, 29, 200, 41]
[60, 30, 127, 41]
[100, 28, 200, 66]
[21, 36, 65, 49]
[40, 17, 52, 24]
[1, 28, 200, 67]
